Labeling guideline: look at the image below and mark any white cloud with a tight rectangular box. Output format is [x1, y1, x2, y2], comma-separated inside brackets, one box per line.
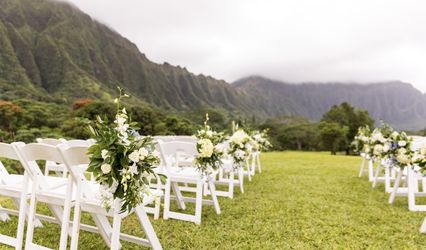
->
[65, 0, 426, 91]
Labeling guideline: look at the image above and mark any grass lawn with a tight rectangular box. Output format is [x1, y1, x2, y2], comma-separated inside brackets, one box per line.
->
[1, 151, 426, 249]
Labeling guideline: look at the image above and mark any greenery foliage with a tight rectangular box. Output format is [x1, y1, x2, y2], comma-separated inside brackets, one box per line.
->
[87, 90, 161, 212]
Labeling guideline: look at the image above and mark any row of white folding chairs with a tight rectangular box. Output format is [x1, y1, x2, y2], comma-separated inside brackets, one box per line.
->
[358, 136, 426, 233]
[152, 138, 262, 224]
[0, 141, 162, 250]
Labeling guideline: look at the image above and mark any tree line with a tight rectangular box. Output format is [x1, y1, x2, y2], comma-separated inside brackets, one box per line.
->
[0, 98, 374, 154]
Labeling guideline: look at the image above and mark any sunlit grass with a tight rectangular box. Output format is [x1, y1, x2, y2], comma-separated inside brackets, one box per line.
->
[1, 151, 426, 249]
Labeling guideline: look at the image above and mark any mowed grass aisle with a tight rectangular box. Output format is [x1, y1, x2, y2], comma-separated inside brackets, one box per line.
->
[1, 151, 426, 249]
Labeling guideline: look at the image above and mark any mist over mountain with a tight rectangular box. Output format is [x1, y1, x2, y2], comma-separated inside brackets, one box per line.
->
[0, 0, 425, 130]
[233, 76, 426, 130]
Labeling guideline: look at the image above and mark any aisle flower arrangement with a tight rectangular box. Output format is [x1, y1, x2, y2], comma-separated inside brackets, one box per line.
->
[388, 131, 413, 169]
[228, 126, 252, 168]
[367, 123, 393, 160]
[251, 130, 272, 152]
[412, 143, 426, 174]
[352, 126, 371, 155]
[87, 88, 161, 212]
[194, 114, 226, 176]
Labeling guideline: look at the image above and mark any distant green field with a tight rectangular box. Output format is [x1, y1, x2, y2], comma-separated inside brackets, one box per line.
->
[1, 151, 426, 249]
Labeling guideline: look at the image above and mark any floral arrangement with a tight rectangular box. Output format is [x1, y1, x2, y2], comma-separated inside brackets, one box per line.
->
[87, 88, 161, 213]
[251, 130, 272, 152]
[387, 130, 413, 168]
[368, 123, 394, 159]
[352, 126, 371, 154]
[194, 114, 226, 175]
[228, 125, 252, 168]
[412, 143, 426, 174]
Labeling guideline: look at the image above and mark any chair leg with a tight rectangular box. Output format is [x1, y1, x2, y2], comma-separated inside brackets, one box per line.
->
[194, 180, 203, 225]
[25, 177, 39, 248]
[389, 169, 403, 204]
[368, 159, 375, 182]
[229, 171, 234, 199]
[135, 206, 163, 250]
[238, 167, 244, 193]
[154, 196, 161, 220]
[358, 157, 366, 177]
[421, 217, 426, 233]
[246, 159, 252, 182]
[163, 179, 171, 220]
[408, 168, 417, 211]
[59, 176, 73, 250]
[15, 173, 30, 250]
[110, 200, 122, 250]
[372, 163, 382, 188]
[171, 181, 186, 210]
[257, 153, 261, 173]
[70, 202, 82, 250]
[208, 180, 221, 215]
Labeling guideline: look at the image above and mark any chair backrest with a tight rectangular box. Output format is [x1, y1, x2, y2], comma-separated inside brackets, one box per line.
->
[154, 136, 197, 143]
[158, 141, 197, 169]
[0, 142, 20, 161]
[57, 144, 90, 181]
[60, 139, 94, 147]
[411, 136, 426, 151]
[36, 138, 62, 146]
[0, 143, 21, 184]
[13, 142, 63, 178]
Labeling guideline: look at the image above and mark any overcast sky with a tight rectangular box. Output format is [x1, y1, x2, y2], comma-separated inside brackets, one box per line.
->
[66, 0, 426, 91]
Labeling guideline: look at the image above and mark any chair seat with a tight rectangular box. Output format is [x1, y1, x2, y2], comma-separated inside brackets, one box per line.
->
[0, 175, 68, 197]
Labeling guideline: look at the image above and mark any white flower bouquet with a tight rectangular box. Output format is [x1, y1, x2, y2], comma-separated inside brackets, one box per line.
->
[251, 130, 272, 152]
[369, 123, 393, 160]
[352, 126, 371, 154]
[194, 114, 225, 176]
[228, 128, 252, 168]
[387, 131, 413, 169]
[412, 142, 426, 174]
[87, 88, 161, 212]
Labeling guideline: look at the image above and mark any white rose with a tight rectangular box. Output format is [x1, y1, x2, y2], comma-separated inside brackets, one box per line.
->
[398, 141, 406, 147]
[101, 149, 109, 159]
[206, 130, 213, 137]
[101, 163, 112, 174]
[396, 153, 411, 165]
[398, 148, 407, 155]
[129, 164, 139, 175]
[231, 130, 248, 145]
[129, 151, 140, 163]
[373, 144, 383, 156]
[199, 139, 214, 157]
[383, 143, 390, 153]
[138, 148, 149, 160]
[391, 131, 399, 139]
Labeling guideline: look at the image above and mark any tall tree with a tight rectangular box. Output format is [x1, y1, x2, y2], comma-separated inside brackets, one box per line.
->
[321, 102, 374, 154]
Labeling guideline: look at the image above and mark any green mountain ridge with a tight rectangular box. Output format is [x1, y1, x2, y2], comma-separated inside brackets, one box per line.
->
[0, 0, 425, 130]
[233, 76, 426, 130]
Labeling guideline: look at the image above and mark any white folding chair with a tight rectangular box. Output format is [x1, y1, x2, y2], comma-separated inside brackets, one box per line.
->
[159, 141, 221, 224]
[13, 142, 75, 250]
[58, 144, 162, 250]
[0, 143, 37, 249]
[36, 138, 67, 177]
